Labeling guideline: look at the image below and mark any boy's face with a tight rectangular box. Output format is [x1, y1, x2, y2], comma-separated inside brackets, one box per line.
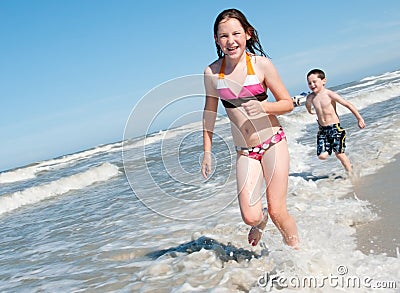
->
[307, 74, 326, 94]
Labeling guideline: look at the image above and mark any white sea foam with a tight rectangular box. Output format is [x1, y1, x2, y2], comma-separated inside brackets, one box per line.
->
[360, 70, 400, 82]
[0, 162, 120, 216]
[0, 165, 38, 184]
[338, 82, 400, 111]
[35, 142, 122, 171]
[0, 142, 122, 184]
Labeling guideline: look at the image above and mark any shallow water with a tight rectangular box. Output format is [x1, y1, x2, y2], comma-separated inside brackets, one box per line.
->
[355, 154, 400, 257]
[1, 70, 400, 292]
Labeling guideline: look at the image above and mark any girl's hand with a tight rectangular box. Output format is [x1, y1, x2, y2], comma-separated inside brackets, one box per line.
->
[242, 100, 265, 116]
[201, 152, 212, 179]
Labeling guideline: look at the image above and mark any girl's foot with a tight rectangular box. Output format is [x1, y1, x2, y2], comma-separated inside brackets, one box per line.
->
[248, 208, 268, 246]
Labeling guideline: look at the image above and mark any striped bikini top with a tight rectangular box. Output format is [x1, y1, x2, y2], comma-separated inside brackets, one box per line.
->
[217, 53, 267, 108]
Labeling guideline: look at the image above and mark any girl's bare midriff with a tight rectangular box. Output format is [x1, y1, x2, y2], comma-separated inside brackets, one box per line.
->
[226, 108, 281, 147]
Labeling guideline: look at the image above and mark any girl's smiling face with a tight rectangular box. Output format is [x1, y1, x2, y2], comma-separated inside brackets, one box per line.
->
[215, 18, 250, 58]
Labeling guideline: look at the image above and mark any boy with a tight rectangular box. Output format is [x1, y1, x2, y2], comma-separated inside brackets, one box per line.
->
[305, 69, 365, 172]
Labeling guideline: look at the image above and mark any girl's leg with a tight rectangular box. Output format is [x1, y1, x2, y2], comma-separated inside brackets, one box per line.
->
[261, 140, 299, 247]
[236, 154, 264, 225]
[236, 154, 268, 246]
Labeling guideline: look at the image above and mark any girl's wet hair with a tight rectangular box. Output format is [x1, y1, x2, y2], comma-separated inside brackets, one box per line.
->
[213, 8, 267, 58]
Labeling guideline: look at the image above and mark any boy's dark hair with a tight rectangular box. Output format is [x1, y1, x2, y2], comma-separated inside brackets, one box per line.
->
[307, 69, 325, 79]
[213, 8, 267, 58]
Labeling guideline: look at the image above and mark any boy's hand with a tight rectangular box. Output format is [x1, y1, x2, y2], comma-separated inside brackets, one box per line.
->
[358, 118, 366, 129]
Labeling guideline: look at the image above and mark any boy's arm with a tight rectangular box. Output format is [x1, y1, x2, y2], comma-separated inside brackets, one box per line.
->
[329, 91, 366, 129]
[305, 95, 315, 114]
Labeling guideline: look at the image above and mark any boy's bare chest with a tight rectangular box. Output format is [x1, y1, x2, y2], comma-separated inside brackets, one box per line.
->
[313, 95, 333, 109]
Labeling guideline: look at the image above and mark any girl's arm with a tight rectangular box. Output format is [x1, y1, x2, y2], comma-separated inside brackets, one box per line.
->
[202, 97, 218, 152]
[260, 57, 294, 115]
[202, 68, 219, 178]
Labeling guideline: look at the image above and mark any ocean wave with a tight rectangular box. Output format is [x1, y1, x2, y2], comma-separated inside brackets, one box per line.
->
[37, 142, 122, 170]
[341, 79, 379, 92]
[343, 82, 400, 111]
[125, 117, 231, 150]
[0, 165, 38, 184]
[0, 162, 120, 216]
[360, 70, 400, 82]
[0, 143, 122, 184]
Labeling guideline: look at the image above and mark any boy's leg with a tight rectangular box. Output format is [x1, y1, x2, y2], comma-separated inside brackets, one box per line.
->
[318, 152, 329, 160]
[335, 152, 352, 172]
[317, 130, 329, 160]
[333, 125, 350, 171]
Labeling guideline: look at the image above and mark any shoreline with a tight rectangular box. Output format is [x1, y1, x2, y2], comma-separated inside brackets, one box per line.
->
[354, 154, 400, 257]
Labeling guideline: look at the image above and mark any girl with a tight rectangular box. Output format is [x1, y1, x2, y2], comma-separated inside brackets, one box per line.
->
[201, 8, 299, 247]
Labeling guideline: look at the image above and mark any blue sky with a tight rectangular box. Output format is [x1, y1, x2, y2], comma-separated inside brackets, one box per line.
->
[1, 0, 400, 172]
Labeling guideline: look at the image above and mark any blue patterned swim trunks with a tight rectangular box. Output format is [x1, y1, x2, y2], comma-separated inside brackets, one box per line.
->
[317, 123, 346, 155]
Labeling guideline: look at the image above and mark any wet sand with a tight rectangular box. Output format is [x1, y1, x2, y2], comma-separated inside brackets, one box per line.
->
[354, 154, 400, 257]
